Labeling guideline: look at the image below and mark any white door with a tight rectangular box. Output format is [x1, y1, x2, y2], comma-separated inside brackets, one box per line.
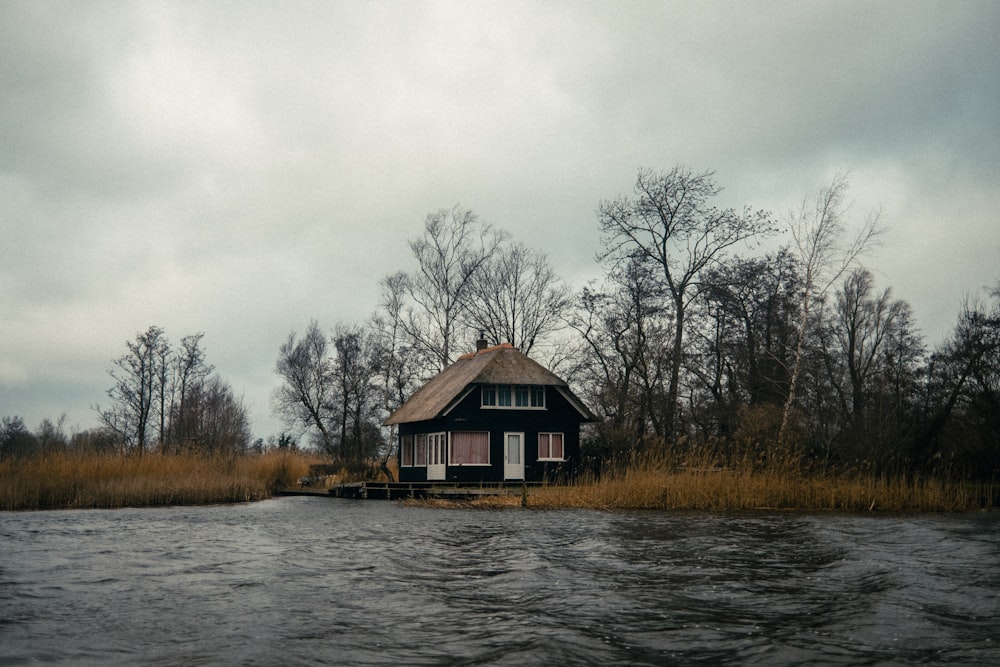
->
[427, 432, 446, 481]
[504, 432, 524, 480]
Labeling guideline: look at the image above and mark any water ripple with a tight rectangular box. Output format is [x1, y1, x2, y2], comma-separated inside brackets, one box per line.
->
[1, 501, 999, 664]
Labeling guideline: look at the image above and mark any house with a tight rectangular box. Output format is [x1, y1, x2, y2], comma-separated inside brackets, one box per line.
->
[384, 339, 596, 483]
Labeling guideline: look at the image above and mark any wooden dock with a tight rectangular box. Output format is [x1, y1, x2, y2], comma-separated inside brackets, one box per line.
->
[328, 481, 543, 500]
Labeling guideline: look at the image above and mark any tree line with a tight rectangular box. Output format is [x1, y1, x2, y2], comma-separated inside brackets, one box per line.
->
[4, 166, 997, 481]
[269, 167, 999, 482]
[2, 327, 254, 459]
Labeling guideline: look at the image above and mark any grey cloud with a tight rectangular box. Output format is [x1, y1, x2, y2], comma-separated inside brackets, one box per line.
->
[2, 0, 998, 438]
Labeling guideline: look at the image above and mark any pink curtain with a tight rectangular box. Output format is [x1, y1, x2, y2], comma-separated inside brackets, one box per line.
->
[539, 433, 564, 459]
[451, 432, 489, 464]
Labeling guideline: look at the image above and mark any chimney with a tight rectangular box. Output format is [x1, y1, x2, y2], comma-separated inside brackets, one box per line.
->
[476, 331, 489, 352]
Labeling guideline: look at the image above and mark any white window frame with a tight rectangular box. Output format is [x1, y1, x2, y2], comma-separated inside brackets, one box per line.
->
[537, 432, 565, 461]
[400, 434, 414, 467]
[426, 432, 447, 466]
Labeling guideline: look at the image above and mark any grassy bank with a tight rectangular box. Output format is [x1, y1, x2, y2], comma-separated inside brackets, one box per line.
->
[0, 450, 317, 511]
[524, 467, 994, 512]
[5, 450, 993, 513]
[411, 457, 996, 512]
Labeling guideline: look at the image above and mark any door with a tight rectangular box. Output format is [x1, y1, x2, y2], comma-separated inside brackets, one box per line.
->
[427, 432, 446, 481]
[504, 432, 524, 480]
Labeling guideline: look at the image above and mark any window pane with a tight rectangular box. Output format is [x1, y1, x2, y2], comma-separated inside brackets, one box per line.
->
[497, 385, 511, 406]
[538, 432, 564, 460]
[401, 435, 413, 466]
[515, 385, 530, 407]
[415, 434, 427, 466]
[482, 385, 496, 406]
[451, 432, 489, 464]
[538, 433, 550, 459]
[551, 433, 563, 459]
[506, 434, 521, 464]
[431, 434, 441, 464]
[531, 386, 545, 407]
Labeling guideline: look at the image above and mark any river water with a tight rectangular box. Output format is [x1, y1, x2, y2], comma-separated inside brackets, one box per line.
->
[1, 498, 998, 666]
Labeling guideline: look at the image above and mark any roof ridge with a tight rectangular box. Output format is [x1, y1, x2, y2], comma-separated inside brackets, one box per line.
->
[457, 342, 515, 360]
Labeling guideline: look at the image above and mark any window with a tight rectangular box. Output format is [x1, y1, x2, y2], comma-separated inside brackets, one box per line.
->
[400, 435, 414, 467]
[427, 433, 446, 465]
[531, 386, 545, 407]
[482, 384, 545, 409]
[538, 432, 564, 460]
[450, 431, 490, 465]
[497, 386, 512, 407]
[415, 434, 427, 466]
[515, 385, 530, 407]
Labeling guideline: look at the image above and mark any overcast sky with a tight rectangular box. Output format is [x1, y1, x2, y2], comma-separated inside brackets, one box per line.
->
[2, 0, 998, 440]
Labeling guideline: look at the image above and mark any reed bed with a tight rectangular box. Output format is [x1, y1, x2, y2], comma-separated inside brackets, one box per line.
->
[0, 450, 317, 511]
[410, 454, 995, 512]
[523, 468, 991, 512]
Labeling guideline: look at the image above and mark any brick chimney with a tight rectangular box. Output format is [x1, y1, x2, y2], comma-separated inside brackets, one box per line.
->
[476, 331, 489, 352]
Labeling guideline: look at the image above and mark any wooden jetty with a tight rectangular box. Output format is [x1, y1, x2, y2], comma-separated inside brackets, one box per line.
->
[328, 481, 543, 500]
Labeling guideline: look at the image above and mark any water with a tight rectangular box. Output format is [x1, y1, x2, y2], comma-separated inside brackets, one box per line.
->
[2, 499, 998, 666]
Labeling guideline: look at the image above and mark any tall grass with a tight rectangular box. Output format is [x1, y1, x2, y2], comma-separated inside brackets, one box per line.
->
[0, 450, 317, 511]
[433, 449, 995, 512]
[527, 465, 993, 512]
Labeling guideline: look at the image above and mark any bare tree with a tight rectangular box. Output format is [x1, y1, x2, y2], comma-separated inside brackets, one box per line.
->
[699, 250, 800, 409]
[372, 271, 427, 412]
[598, 166, 773, 440]
[272, 321, 337, 454]
[167, 333, 213, 449]
[463, 241, 571, 356]
[154, 337, 171, 447]
[370, 273, 427, 480]
[568, 257, 671, 449]
[181, 376, 252, 455]
[834, 268, 904, 417]
[916, 284, 1000, 473]
[401, 205, 504, 371]
[779, 174, 884, 445]
[332, 324, 382, 464]
[97, 325, 169, 454]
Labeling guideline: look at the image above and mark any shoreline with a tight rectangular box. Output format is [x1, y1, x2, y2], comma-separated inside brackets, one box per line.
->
[3, 450, 995, 513]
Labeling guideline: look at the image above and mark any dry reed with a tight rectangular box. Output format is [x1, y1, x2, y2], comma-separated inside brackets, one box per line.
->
[408, 451, 994, 512]
[524, 467, 992, 512]
[0, 450, 317, 511]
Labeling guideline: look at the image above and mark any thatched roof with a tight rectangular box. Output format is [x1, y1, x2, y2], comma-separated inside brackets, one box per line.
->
[384, 343, 595, 425]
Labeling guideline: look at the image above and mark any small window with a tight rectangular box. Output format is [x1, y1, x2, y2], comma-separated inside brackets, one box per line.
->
[497, 386, 512, 406]
[538, 432, 564, 461]
[482, 385, 497, 406]
[530, 386, 545, 407]
[482, 384, 545, 410]
[515, 385, 530, 407]
[451, 431, 490, 465]
[400, 434, 414, 467]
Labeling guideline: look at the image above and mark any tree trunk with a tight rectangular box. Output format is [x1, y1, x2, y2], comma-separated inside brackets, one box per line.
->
[665, 298, 685, 441]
